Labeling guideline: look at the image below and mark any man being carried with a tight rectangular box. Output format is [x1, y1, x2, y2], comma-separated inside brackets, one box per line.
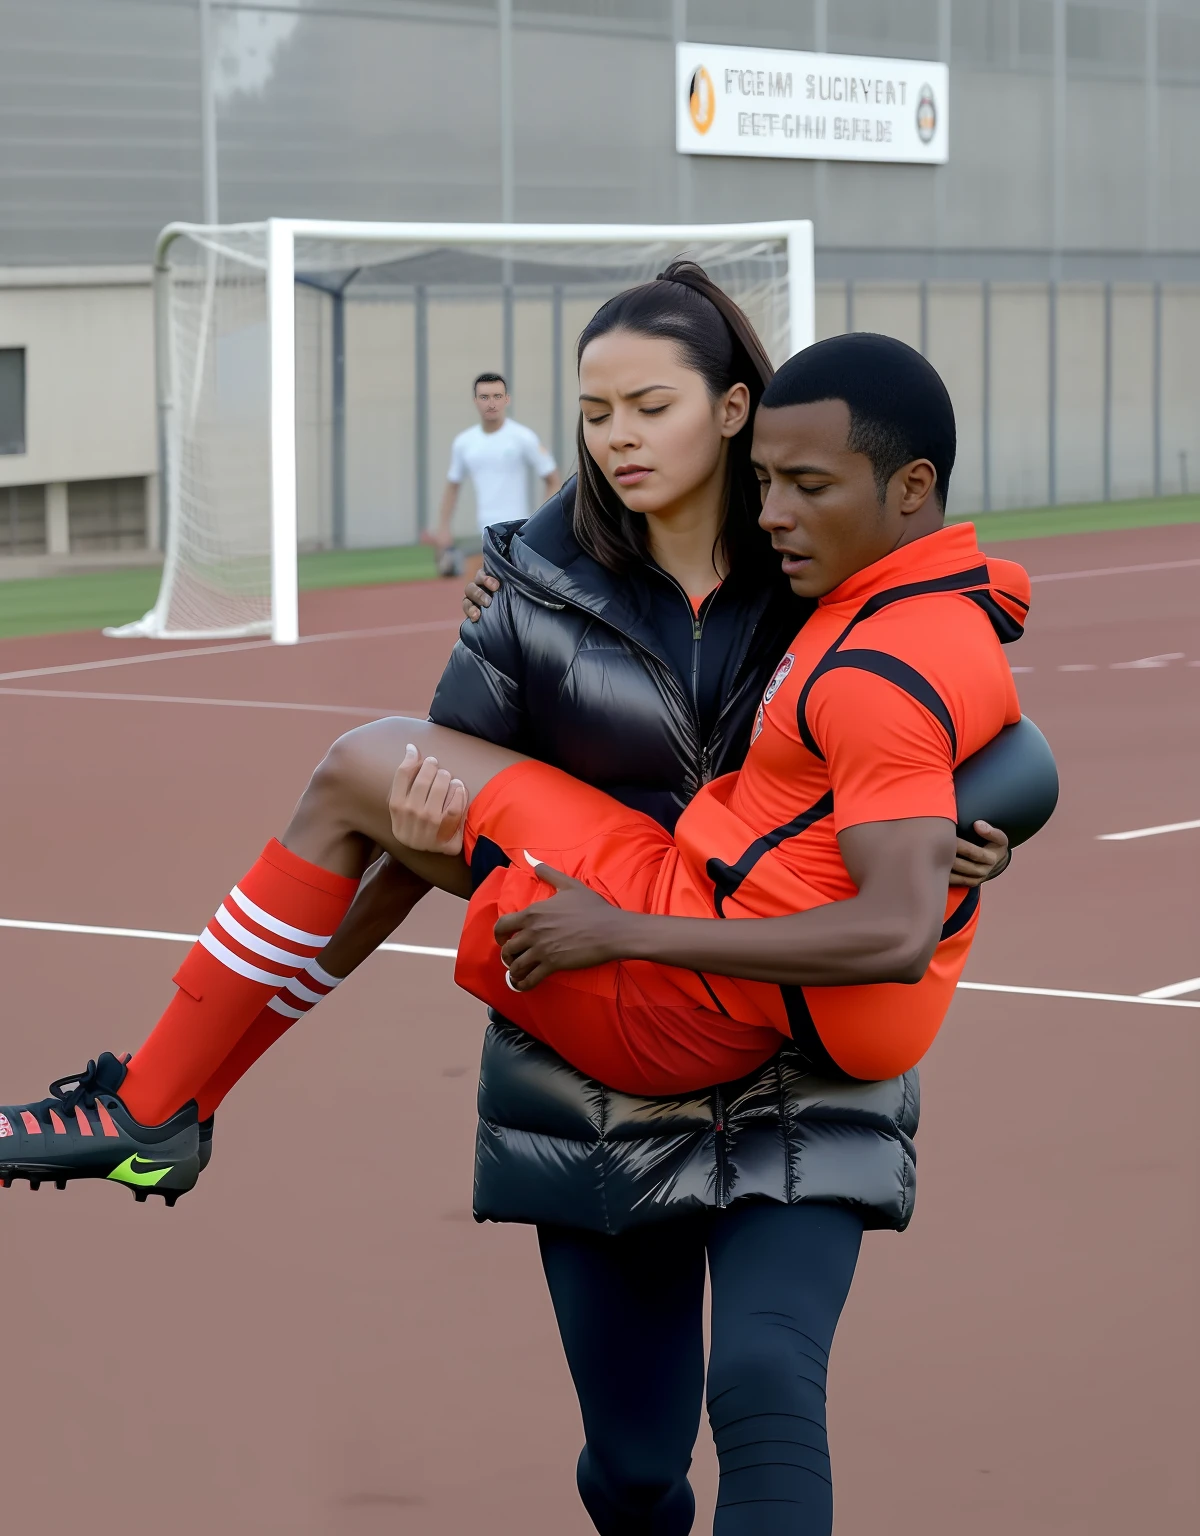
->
[429, 372, 559, 576]
[0, 336, 1035, 1197]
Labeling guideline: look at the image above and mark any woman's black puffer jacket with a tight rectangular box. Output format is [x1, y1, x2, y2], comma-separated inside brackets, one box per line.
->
[428, 481, 984, 1236]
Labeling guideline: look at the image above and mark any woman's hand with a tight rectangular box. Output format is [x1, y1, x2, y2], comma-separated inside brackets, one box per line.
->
[464, 572, 500, 623]
[494, 864, 629, 989]
[388, 744, 468, 855]
[950, 821, 1011, 887]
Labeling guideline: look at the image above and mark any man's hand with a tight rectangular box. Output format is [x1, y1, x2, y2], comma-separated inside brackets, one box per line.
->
[950, 820, 1010, 886]
[464, 571, 500, 622]
[494, 864, 626, 989]
[388, 744, 467, 854]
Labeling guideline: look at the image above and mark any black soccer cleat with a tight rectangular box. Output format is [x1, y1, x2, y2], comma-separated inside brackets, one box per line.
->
[0, 1052, 200, 1205]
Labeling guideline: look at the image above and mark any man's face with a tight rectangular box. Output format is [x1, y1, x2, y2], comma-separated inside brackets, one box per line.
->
[751, 398, 933, 599]
[474, 381, 509, 427]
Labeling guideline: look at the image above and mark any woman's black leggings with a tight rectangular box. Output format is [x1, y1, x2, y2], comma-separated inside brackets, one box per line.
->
[538, 1202, 863, 1536]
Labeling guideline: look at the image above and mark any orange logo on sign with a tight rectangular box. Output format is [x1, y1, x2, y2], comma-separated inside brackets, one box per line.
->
[689, 66, 715, 135]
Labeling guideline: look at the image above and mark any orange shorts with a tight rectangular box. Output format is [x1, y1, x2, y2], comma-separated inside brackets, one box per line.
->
[455, 760, 783, 1096]
[457, 760, 980, 1092]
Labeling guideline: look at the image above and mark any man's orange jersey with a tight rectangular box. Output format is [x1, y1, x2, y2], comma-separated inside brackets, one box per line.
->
[665, 521, 1028, 1077]
[456, 523, 1030, 1092]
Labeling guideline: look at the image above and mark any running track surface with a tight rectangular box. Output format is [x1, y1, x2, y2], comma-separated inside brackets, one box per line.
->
[0, 521, 1196, 1535]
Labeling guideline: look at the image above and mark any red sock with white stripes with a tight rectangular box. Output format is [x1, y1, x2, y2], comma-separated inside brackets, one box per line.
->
[119, 840, 358, 1126]
[193, 958, 343, 1119]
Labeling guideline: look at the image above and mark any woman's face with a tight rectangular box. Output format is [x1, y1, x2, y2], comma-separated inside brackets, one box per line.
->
[578, 330, 749, 518]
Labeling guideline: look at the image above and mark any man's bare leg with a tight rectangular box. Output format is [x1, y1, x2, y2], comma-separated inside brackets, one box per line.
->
[281, 716, 528, 887]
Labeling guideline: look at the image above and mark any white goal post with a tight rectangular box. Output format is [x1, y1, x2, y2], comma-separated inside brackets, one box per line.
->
[114, 219, 815, 645]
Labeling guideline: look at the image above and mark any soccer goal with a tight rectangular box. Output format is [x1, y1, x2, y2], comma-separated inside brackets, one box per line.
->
[110, 219, 815, 644]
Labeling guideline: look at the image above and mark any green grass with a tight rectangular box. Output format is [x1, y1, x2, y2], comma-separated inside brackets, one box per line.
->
[1, 495, 1196, 641]
[296, 542, 440, 591]
[950, 493, 1200, 542]
[0, 545, 443, 641]
[0, 566, 166, 641]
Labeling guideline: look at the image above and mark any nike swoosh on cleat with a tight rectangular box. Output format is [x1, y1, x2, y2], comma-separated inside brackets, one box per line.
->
[107, 1155, 175, 1187]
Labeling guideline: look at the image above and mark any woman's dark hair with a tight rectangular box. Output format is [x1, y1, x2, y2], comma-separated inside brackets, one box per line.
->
[573, 260, 775, 576]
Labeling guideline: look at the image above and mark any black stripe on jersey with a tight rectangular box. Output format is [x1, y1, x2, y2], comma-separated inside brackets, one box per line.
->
[939, 881, 980, 941]
[796, 649, 957, 762]
[998, 588, 1030, 612]
[696, 971, 732, 1016]
[794, 566, 992, 765]
[705, 790, 835, 917]
[965, 589, 1025, 642]
[778, 987, 854, 1080]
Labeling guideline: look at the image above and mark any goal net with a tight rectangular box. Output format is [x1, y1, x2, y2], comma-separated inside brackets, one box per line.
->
[110, 220, 814, 643]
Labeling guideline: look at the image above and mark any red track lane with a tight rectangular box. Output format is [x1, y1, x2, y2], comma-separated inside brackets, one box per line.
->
[0, 522, 1196, 1535]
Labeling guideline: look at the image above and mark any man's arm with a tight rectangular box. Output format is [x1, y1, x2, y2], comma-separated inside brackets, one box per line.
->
[497, 816, 957, 991]
[428, 479, 459, 551]
[527, 432, 560, 499]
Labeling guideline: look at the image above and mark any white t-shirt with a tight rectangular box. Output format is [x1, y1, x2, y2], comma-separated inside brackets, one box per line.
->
[446, 418, 556, 532]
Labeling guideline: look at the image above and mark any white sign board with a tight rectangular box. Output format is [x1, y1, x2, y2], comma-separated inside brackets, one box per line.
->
[676, 42, 949, 165]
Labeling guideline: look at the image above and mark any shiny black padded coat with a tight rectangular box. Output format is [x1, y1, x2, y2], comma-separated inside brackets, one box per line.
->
[429, 483, 925, 1235]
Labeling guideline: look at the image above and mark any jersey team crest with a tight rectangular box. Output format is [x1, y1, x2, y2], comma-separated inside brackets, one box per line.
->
[763, 653, 795, 704]
[752, 653, 795, 742]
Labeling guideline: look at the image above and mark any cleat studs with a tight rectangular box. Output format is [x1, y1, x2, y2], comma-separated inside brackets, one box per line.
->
[163, 1192, 179, 1208]
[133, 1189, 148, 1203]
[29, 1179, 40, 1191]
[55, 1179, 67, 1190]
[1, 1177, 11, 1190]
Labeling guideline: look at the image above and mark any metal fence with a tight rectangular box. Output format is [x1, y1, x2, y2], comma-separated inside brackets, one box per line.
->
[817, 276, 1198, 515]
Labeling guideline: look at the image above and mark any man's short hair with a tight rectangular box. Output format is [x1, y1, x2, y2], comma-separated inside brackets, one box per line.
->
[760, 333, 956, 508]
[474, 371, 508, 394]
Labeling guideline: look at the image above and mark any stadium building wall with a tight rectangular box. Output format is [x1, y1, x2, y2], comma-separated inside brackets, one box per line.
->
[2, 0, 1199, 558]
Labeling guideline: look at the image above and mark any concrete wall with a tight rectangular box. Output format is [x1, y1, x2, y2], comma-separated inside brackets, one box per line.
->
[0, 271, 154, 489]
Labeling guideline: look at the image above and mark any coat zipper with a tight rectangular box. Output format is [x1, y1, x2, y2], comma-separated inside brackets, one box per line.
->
[502, 556, 766, 797]
[712, 1084, 728, 1208]
[658, 571, 717, 788]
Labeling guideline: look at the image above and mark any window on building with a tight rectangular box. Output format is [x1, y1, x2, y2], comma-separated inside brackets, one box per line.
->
[67, 478, 148, 552]
[1018, 0, 1055, 59]
[832, 0, 939, 60]
[2, 484, 46, 556]
[1160, 9, 1200, 84]
[1067, 3, 1144, 77]
[0, 348, 26, 456]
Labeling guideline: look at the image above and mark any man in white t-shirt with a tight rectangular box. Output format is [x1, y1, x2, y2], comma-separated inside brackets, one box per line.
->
[429, 373, 559, 575]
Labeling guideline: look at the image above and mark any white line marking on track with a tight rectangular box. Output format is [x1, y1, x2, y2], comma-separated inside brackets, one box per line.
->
[1139, 977, 1200, 1000]
[0, 917, 456, 960]
[1096, 818, 1200, 841]
[0, 687, 413, 718]
[0, 618, 461, 683]
[1110, 652, 1184, 669]
[0, 917, 1195, 1005]
[1058, 664, 1097, 671]
[1028, 557, 1200, 583]
[955, 982, 1200, 1009]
